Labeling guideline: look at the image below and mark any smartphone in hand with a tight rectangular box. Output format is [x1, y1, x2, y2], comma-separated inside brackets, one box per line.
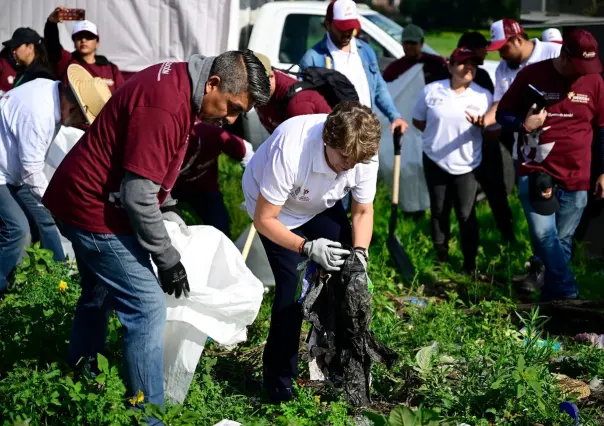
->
[59, 8, 86, 21]
[528, 84, 547, 113]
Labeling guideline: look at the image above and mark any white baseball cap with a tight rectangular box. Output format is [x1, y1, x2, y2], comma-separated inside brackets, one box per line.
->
[542, 28, 563, 44]
[72, 20, 99, 38]
[327, 0, 361, 32]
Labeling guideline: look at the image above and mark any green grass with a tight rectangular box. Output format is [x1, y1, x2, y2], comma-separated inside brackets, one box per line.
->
[424, 29, 549, 60]
[1, 155, 604, 425]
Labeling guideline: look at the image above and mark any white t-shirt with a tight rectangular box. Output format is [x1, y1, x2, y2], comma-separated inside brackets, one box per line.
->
[326, 34, 372, 108]
[494, 39, 561, 102]
[413, 79, 493, 175]
[494, 39, 561, 159]
[0, 79, 62, 197]
[242, 114, 379, 229]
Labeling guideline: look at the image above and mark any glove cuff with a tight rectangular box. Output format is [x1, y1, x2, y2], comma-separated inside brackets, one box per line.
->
[301, 239, 311, 256]
[160, 204, 181, 215]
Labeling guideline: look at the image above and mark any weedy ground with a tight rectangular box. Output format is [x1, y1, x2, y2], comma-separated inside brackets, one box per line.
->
[2, 158, 604, 425]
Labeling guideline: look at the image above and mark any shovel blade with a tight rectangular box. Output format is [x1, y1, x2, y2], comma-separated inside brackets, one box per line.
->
[387, 235, 415, 281]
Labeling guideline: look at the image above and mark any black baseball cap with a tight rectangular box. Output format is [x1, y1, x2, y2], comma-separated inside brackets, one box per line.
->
[458, 32, 488, 49]
[2, 28, 42, 50]
[529, 171, 559, 216]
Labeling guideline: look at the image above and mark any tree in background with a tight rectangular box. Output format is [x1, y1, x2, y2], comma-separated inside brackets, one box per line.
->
[400, 0, 520, 29]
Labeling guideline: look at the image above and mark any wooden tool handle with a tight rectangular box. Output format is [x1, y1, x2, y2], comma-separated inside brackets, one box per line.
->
[242, 225, 256, 261]
[392, 155, 401, 205]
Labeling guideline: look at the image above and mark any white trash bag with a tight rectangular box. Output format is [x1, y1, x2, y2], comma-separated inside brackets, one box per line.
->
[154, 222, 265, 404]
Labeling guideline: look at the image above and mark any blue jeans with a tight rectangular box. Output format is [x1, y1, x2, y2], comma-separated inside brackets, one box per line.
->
[61, 223, 166, 423]
[0, 184, 65, 292]
[518, 175, 587, 300]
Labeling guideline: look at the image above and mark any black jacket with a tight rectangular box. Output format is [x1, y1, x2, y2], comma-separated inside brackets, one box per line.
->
[13, 58, 55, 88]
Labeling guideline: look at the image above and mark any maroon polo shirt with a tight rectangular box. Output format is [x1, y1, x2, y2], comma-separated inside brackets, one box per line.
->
[382, 53, 447, 84]
[256, 70, 331, 133]
[43, 61, 194, 234]
[498, 59, 604, 191]
[0, 56, 16, 93]
[174, 122, 246, 195]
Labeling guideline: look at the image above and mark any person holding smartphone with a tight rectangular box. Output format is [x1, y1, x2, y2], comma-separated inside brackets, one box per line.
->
[412, 47, 493, 272]
[44, 7, 124, 93]
[497, 29, 604, 301]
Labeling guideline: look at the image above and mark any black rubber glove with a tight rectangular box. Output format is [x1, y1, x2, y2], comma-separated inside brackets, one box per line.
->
[158, 261, 190, 299]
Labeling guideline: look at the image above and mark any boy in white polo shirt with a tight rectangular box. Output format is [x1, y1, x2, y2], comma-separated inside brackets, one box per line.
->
[242, 101, 381, 403]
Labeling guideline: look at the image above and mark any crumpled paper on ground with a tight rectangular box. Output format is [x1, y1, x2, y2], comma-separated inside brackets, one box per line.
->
[154, 222, 265, 404]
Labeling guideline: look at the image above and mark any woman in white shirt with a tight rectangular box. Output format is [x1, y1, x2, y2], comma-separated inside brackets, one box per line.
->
[242, 101, 380, 403]
[412, 47, 493, 272]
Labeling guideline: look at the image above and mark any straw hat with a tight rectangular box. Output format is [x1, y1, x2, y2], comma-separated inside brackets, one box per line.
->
[254, 52, 272, 76]
[66, 64, 112, 124]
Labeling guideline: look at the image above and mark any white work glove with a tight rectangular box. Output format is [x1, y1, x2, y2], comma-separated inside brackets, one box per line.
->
[302, 238, 351, 272]
[162, 210, 191, 237]
[240, 140, 255, 168]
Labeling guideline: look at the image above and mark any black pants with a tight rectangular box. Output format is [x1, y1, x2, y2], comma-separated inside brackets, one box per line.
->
[423, 154, 479, 269]
[475, 140, 515, 242]
[259, 203, 352, 390]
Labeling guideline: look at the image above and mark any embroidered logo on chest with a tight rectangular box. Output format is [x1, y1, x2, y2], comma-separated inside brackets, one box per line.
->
[427, 97, 443, 107]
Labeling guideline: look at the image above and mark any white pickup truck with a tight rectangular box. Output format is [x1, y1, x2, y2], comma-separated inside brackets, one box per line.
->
[242, 1, 502, 145]
[2, 0, 498, 147]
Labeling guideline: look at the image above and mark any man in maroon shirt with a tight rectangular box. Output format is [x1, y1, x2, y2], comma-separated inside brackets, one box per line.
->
[173, 122, 254, 238]
[45, 7, 124, 93]
[382, 24, 447, 84]
[254, 53, 332, 133]
[497, 29, 604, 301]
[42, 50, 270, 421]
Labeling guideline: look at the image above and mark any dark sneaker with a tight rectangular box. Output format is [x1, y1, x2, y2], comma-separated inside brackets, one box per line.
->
[265, 386, 296, 404]
[435, 244, 449, 263]
[519, 257, 545, 293]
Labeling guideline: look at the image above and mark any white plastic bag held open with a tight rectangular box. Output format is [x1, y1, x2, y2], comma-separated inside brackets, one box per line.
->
[154, 222, 264, 404]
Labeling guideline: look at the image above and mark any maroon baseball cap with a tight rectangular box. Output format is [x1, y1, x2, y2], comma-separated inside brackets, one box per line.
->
[326, 0, 361, 32]
[562, 29, 603, 75]
[449, 46, 481, 64]
[487, 19, 524, 51]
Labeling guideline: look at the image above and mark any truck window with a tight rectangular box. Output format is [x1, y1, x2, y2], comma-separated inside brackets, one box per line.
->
[279, 14, 325, 64]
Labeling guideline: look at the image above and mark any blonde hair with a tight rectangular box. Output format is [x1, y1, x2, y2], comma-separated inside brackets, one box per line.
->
[322, 101, 381, 164]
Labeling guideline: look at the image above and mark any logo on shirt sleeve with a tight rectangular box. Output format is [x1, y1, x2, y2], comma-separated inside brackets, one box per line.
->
[567, 91, 590, 103]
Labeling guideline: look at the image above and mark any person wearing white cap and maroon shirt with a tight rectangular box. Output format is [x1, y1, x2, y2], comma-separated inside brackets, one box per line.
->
[496, 29, 604, 301]
[0, 64, 109, 295]
[412, 47, 493, 273]
[45, 7, 124, 93]
[242, 101, 380, 403]
[42, 50, 270, 422]
[300, 0, 408, 136]
[542, 28, 563, 44]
